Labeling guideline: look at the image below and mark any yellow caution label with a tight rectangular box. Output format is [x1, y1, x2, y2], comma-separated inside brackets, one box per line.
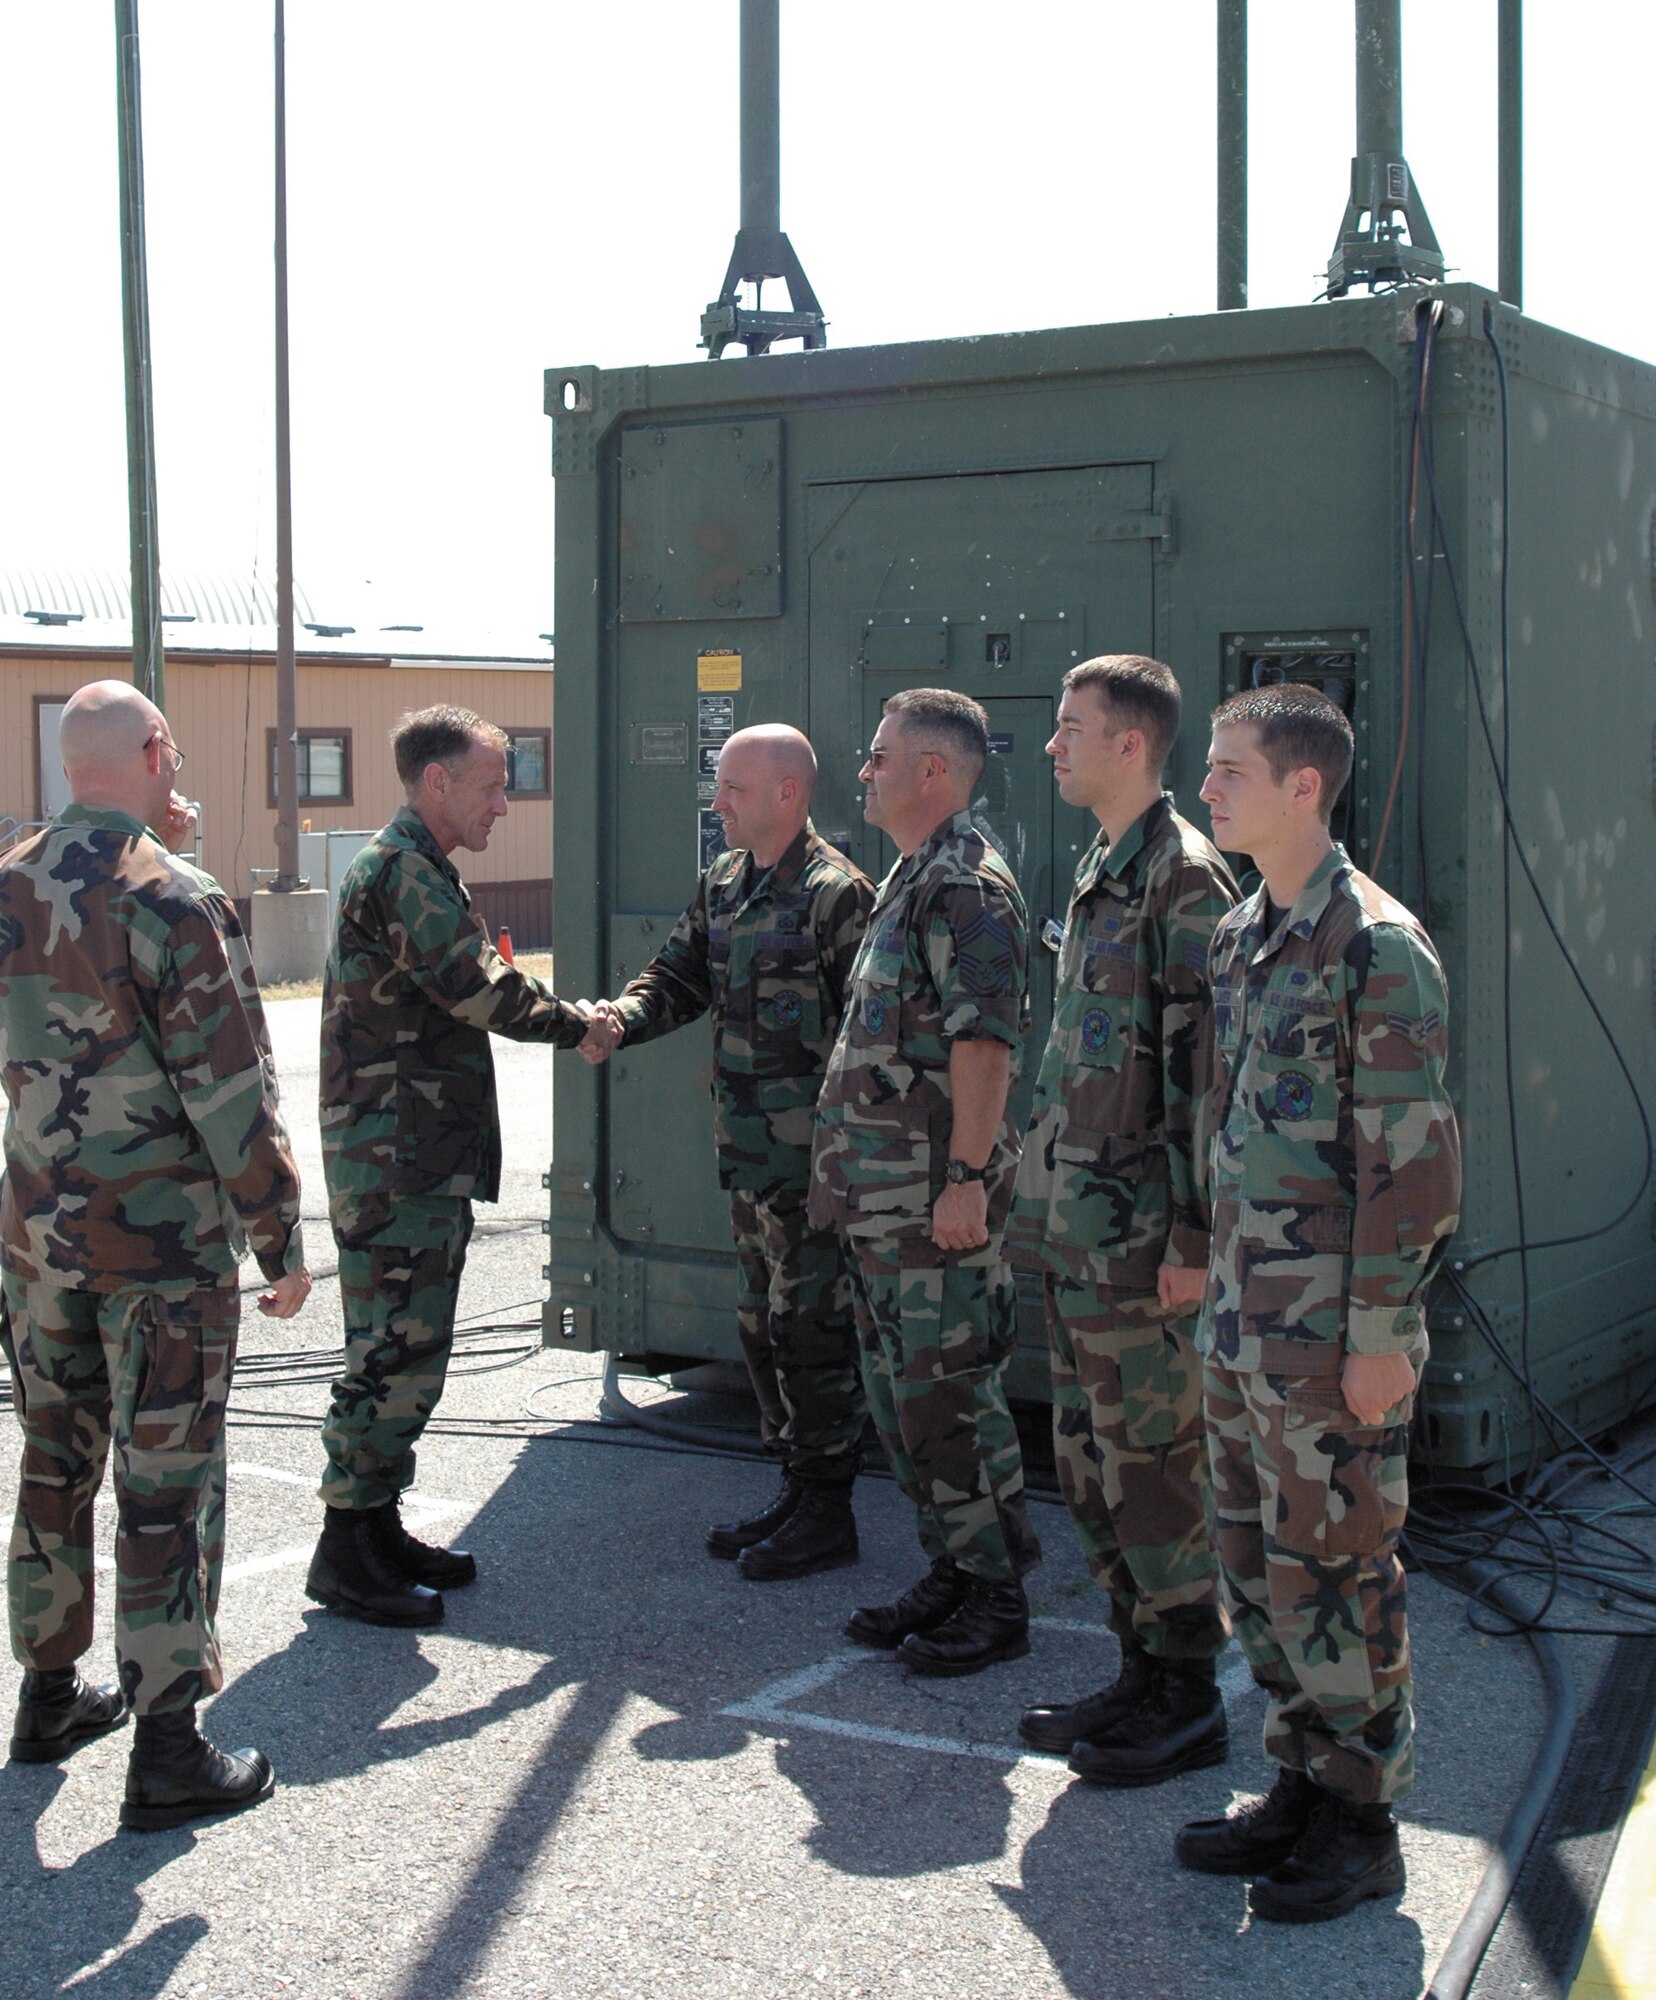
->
[697, 651, 742, 692]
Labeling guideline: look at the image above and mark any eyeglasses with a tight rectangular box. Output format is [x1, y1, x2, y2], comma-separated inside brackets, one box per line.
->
[862, 745, 940, 770]
[148, 734, 186, 771]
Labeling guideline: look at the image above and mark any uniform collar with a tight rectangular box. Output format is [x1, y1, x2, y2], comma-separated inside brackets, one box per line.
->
[728, 819, 815, 913]
[764, 820, 815, 893]
[882, 808, 973, 904]
[910, 807, 974, 869]
[1077, 792, 1172, 898]
[56, 803, 153, 842]
[391, 802, 464, 890]
[1248, 843, 1349, 962]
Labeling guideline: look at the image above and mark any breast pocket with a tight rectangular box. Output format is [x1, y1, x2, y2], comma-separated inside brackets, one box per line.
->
[1058, 947, 1141, 1144]
[846, 939, 905, 1052]
[1243, 996, 1340, 1178]
[1073, 942, 1137, 1063]
[752, 939, 825, 1051]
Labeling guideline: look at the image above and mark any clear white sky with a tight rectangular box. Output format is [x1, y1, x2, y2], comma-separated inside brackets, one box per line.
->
[1, 2, 1649, 641]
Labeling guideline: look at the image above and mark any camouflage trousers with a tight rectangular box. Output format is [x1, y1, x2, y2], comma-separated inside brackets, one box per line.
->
[1, 1269, 238, 1715]
[730, 1189, 865, 1485]
[1045, 1275, 1228, 1663]
[846, 1239, 1039, 1585]
[1203, 1357, 1416, 1805]
[319, 1196, 473, 1511]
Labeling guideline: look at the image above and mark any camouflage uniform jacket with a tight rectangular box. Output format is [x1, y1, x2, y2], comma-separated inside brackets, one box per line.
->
[1010, 796, 1238, 1292]
[809, 810, 1030, 1245]
[321, 804, 586, 1227]
[1197, 844, 1461, 1375]
[0, 805, 303, 1293]
[611, 822, 873, 1197]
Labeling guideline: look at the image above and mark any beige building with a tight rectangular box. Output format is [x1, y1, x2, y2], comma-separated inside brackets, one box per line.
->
[0, 567, 555, 949]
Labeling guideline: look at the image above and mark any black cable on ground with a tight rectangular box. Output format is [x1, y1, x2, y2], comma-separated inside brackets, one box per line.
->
[584, 1353, 1072, 1504]
[593, 1350, 778, 1455]
[1422, 1567, 1578, 2000]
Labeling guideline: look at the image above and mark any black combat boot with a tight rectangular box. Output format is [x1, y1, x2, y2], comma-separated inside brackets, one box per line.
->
[1018, 1636, 1154, 1754]
[844, 1556, 966, 1649]
[737, 1484, 859, 1581]
[1174, 1766, 1320, 1875]
[120, 1708, 275, 1832]
[706, 1474, 802, 1560]
[376, 1499, 477, 1590]
[305, 1504, 444, 1627]
[1247, 1793, 1405, 1923]
[897, 1574, 1030, 1678]
[1068, 1656, 1228, 1787]
[9, 1667, 130, 1764]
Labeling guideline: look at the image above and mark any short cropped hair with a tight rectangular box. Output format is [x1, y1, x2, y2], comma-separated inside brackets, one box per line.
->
[1211, 682, 1355, 822]
[1063, 654, 1182, 771]
[883, 687, 989, 786]
[391, 705, 506, 788]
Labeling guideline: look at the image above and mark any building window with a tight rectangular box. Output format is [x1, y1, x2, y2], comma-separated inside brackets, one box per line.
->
[505, 729, 549, 798]
[267, 729, 352, 807]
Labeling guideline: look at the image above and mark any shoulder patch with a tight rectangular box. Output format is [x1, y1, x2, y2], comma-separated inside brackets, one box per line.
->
[1386, 1008, 1442, 1046]
[954, 906, 1017, 997]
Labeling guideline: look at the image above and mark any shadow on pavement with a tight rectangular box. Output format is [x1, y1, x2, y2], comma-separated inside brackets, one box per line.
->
[0, 1762, 206, 1998]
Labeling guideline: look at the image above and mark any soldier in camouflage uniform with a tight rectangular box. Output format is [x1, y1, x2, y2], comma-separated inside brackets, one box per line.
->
[582, 727, 874, 1579]
[1009, 657, 1239, 1784]
[1175, 683, 1462, 1923]
[810, 689, 1041, 1677]
[0, 681, 308, 1829]
[307, 706, 592, 1629]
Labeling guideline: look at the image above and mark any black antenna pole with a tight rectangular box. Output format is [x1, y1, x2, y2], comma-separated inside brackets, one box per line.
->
[1217, 0, 1248, 311]
[700, 0, 826, 359]
[1498, 0, 1522, 307]
[1325, 0, 1445, 297]
[115, 0, 164, 707]
[273, 0, 300, 890]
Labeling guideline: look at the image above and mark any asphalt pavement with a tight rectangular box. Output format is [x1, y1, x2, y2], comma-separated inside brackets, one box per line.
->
[0, 999, 1629, 2000]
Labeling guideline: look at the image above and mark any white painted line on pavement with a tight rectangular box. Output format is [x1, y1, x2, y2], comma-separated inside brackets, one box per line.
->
[721, 1648, 1039, 1766]
[720, 1627, 1259, 1767]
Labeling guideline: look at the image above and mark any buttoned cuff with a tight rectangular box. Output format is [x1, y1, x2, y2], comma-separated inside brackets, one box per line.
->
[1345, 1301, 1425, 1357]
[256, 1224, 306, 1284]
[612, 997, 649, 1042]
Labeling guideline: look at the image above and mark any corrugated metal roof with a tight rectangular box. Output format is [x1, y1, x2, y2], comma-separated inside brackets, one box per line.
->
[0, 565, 554, 666]
[0, 565, 316, 627]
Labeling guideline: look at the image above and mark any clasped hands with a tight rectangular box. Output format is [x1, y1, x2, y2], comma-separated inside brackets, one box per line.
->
[576, 998, 625, 1064]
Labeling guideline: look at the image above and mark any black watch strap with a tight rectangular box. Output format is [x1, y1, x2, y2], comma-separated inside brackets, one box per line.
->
[945, 1158, 987, 1184]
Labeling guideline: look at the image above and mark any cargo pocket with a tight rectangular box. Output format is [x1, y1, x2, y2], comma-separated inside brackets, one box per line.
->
[893, 1245, 1009, 1383]
[129, 1294, 239, 1461]
[1274, 1380, 1407, 1560]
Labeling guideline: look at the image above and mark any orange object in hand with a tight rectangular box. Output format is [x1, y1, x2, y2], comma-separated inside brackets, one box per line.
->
[498, 926, 514, 964]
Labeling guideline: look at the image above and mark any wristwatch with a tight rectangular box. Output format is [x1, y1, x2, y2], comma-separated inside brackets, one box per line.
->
[944, 1158, 988, 1185]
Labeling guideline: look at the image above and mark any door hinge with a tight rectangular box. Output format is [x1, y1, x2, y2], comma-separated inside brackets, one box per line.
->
[1089, 495, 1177, 557]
